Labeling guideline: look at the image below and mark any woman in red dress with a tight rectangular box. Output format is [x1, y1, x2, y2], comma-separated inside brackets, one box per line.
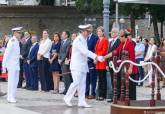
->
[95, 26, 109, 100]
[105, 30, 138, 100]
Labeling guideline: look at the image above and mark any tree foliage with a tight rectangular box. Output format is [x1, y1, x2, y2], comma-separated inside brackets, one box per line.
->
[76, 0, 115, 14]
[119, 4, 146, 19]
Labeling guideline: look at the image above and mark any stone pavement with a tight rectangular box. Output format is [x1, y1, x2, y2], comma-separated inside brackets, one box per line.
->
[0, 81, 165, 114]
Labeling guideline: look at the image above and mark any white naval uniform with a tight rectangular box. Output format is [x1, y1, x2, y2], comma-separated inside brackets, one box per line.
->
[2, 36, 20, 102]
[64, 34, 97, 106]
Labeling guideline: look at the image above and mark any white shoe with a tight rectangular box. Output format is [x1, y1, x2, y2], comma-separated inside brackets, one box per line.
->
[63, 97, 72, 107]
[7, 99, 17, 103]
[78, 103, 92, 108]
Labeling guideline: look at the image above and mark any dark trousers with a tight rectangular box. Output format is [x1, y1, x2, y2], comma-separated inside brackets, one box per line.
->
[97, 69, 107, 99]
[18, 59, 24, 87]
[38, 58, 53, 91]
[86, 68, 97, 96]
[61, 64, 72, 94]
[106, 71, 113, 99]
[136, 58, 144, 86]
[23, 63, 31, 88]
[29, 66, 38, 90]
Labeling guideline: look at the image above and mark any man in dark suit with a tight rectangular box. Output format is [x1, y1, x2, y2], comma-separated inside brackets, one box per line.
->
[58, 31, 71, 94]
[20, 31, 32, 89]
[85, 25, 98, 99]
[27, 35, 39, 90]
[106, 28, 120, 102]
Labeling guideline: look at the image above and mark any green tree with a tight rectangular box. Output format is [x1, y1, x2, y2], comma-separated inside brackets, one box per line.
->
[76, 0, 115, 14]
[119, 4, 146, 37]
[148, 5, 165, 39]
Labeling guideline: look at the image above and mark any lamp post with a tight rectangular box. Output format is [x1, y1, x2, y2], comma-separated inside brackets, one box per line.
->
[135, 25, 139, 38]
[119, 18, 125, 30]
[103, 0, 110, 38]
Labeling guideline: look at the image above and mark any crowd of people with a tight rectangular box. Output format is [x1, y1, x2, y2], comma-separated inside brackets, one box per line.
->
[0, 23, 165, 107]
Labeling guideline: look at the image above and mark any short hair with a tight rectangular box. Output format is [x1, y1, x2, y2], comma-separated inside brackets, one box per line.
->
[144, 38, 149, 43]
[139, 36, 143, 41]
[97, 26, 104, 32]
[63, 31, 70, 38]
[43, 29, 49, 34]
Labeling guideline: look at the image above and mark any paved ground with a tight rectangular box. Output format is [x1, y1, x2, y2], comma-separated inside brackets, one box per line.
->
[1, 81, 165, 114]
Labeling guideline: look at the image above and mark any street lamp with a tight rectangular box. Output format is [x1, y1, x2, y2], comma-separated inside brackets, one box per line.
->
[135, 25, 139, 38]
[119, 18, 125, 30]
[103, 0, 110, 38]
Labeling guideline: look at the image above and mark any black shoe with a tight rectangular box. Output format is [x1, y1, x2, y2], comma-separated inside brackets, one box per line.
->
[17, 86, 22, 88]
[22, 86, 27, 89]
[0, 92, 6, 97]
[107, 99, 113, 103]
[59, 91, 66, 95]
[97, 97, 105, 101]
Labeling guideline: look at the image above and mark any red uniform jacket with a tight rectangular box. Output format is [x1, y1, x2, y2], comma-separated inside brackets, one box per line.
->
[113, 39, 138, 75]
[95, 37, 109, 70]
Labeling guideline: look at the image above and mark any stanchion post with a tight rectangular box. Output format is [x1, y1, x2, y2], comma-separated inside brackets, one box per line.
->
[113, 53, 118, 104]
[150, 57, 155, 106]
[124, 51, 130, 106]
[120, 51, 126, 101]
[156, 49, 161, 100]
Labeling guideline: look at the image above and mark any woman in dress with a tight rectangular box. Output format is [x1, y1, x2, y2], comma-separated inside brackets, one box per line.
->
[104, 30, 138, 100]
[144, 38, 157, 87]
[49, 33, 61, 94]
[95, 26, 109, 100]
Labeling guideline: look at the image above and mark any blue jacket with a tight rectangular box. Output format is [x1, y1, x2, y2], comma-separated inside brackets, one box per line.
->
[87, 33, 98, 68]
[28, 43, 39, 68]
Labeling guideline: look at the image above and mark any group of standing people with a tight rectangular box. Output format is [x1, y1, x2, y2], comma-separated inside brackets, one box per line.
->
[1, 23, 165, 108]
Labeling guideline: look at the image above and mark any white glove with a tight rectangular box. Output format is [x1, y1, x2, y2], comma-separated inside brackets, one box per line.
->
[97, 56, 105, 62]
[2, 67, 6, 73]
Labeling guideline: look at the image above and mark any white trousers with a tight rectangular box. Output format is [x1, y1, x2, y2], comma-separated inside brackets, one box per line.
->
[7, 68, 19, 101]
[64, 71, 87, 105]
[148, 65, 157, 85]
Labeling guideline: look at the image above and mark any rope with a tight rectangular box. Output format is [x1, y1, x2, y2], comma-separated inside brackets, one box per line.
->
[109, 60, 165, 83]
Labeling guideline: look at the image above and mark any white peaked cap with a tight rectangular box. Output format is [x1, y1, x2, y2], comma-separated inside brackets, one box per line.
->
[12, 27, 23, 31]
[78, 24, 92, 31]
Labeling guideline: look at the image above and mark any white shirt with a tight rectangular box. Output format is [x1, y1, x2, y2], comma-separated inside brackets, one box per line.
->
[0, 47, 5, 54]
[110, 37, 118, 47]
[135, 42, 145, 59]
[38, 38, 52, 58]
[2, 36, 20, 70]
[144, 44, 157, 61]
[70, 34, 97, 73]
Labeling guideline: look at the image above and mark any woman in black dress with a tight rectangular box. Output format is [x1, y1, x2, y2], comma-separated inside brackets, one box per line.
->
[49, 33, 61, 94]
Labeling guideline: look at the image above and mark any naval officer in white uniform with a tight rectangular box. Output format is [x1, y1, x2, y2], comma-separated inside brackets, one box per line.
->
[2, 27, 22, 103]
[64, 24, 104, 108]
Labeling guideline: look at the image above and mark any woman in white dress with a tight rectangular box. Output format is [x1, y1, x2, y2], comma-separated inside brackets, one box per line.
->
[144, 38, 157, 87]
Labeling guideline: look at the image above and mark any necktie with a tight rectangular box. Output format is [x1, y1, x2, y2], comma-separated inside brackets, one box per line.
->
[28, 44, 35, 58]
[111, 40, 115, 47]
